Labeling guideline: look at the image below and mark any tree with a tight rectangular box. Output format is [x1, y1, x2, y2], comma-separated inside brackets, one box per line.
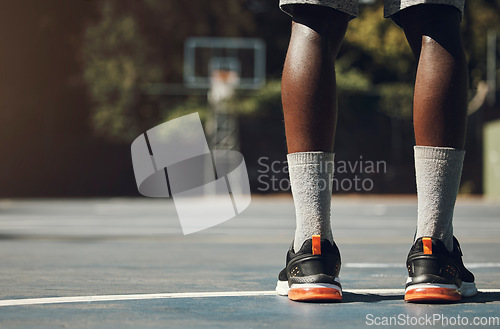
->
[82, 0, 500, 140]
[82, 0, 255, 141]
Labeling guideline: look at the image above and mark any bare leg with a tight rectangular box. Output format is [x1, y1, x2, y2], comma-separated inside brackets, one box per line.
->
[400, 5, 468, 148]
[282, 6, 349, 153]
[282, 6, 349, 250]
[398, 6, 476, 304]
[399, 6, 477, 304]
[277, 6, 350, 302]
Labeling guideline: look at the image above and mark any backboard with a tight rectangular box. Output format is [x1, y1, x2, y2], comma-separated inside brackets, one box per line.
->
[184, 37, 266, 90]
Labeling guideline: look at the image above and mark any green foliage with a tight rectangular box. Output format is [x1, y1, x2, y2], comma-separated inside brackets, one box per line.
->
[82, 0, 500, 140]
[83, 2, 149, 141]
[235, 80, 282, 116]
[162, 96, 210, 123]
[377, 83, 414, 120]
[82, 0, 255, 141]
[463, 0, 500, 86]
[344, 3, 414, 80]
[336, 57, 372, 92]
[235, 79, 414, 122]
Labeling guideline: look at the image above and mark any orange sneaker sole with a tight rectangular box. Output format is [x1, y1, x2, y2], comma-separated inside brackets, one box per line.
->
[288, 285, 342, 302]
[405, 286, 461, 303]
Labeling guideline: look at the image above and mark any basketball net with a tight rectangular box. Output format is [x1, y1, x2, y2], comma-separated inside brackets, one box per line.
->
[208, 69, 240, 105]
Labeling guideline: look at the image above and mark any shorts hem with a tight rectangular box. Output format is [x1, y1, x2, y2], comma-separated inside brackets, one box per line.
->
[384, 0, 464, 19]
[280, 0, 359, 20]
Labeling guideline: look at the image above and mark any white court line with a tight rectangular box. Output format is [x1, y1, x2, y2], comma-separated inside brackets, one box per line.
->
[344, 263, 500, 269]
[0, 263, 498, 307]
[1, 289, 500, 307]
[0, 291, 276, 307]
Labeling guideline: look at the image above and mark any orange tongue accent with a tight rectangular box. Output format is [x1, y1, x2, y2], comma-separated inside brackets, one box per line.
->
[423, 237, 432, 255]
[312, 235, 321, 255]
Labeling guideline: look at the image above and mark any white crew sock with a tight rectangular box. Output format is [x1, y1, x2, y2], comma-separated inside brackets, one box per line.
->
[414, 146, 465, 251]
[287, 151, 334, 252]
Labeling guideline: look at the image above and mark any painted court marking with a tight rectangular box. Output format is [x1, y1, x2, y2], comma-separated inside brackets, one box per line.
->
[1, 263, 498, 307]
[344, 263, 500, 269]
[1, 289, 500, 307]
[0, 291, 276, 307]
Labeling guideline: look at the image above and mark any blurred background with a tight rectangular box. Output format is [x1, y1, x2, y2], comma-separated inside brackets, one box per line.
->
[0, 0, 499, 197]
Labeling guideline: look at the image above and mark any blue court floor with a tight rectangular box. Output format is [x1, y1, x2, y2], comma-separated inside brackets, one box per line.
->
[0, 196, 498, 328]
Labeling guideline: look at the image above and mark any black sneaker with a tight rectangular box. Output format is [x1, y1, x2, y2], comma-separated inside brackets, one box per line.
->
[405, 236, 477, 302]
[275, 235, 342, 301]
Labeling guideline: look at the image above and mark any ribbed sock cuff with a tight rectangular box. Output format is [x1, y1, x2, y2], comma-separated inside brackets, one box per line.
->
[287, 151, 335, 169]
[414, 146, 465, 162]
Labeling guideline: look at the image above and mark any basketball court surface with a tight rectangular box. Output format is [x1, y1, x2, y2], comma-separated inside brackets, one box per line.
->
[0, 196, 498, 328]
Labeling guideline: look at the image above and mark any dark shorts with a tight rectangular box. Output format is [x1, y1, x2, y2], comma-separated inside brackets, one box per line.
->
[279, 0, 464, 20]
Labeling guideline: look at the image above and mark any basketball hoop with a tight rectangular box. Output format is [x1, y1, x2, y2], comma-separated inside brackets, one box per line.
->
[184, 37, 265, 90]
[211, 69, 239, 85]
[208, 69, 240, 105]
